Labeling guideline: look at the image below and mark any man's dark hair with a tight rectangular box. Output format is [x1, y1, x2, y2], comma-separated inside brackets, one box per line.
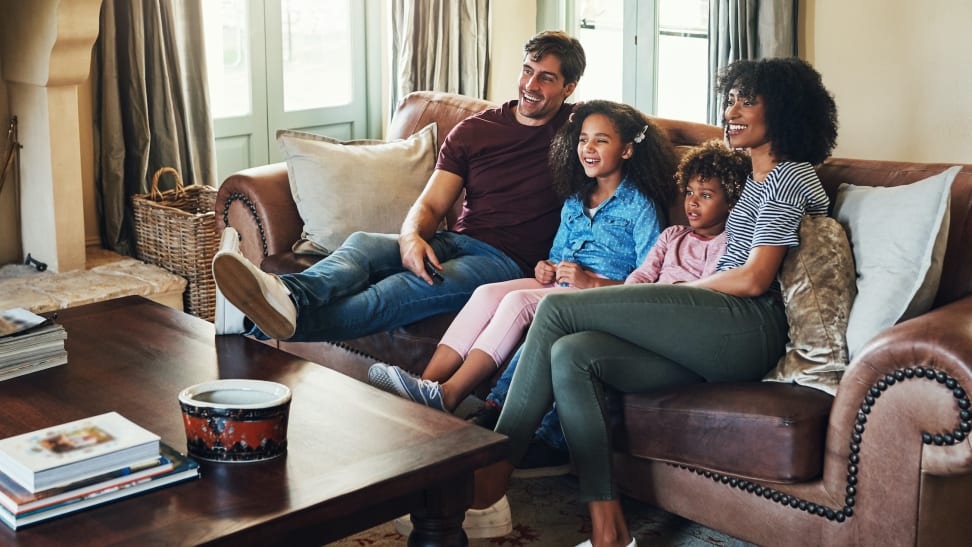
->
[524, 31, 587, 85]
[716, 57, 838, 165]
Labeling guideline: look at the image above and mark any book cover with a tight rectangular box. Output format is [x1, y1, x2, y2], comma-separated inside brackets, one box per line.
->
[0, 412, 160, 492]
[0, 450, 173, 515]
[0, 443, 199, 530]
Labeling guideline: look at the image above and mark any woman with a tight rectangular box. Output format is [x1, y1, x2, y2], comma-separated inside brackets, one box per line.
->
[473, 57, 839, 547]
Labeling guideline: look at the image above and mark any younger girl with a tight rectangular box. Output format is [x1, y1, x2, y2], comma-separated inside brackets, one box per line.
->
[368, 100, 678, 412]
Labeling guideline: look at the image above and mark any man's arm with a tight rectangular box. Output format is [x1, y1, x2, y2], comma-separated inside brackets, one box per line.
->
[399, 169, 465, 284]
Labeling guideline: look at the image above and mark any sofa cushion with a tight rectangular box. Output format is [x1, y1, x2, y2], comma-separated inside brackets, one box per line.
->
[277, 123, 438, 255]
[832, 165, 960, 358]
[623, 382, 833, 482]
[763, 215, 856, 395]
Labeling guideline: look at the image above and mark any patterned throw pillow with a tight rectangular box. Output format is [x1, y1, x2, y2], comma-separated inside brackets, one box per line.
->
[763, 215, 857, 395]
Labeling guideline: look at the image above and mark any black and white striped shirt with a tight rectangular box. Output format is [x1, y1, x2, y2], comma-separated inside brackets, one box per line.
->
[716, 162, 829, 284]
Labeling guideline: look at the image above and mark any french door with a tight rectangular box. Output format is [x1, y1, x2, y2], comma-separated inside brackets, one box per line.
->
[204, 0, 379, 182]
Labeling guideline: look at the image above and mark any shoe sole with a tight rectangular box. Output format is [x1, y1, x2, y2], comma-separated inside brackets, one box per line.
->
[511, 463, 572, 479]
[212, 251, 295, 340]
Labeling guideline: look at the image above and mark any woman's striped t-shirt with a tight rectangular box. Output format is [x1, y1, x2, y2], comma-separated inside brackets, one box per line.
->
[716, 162, 830, 291]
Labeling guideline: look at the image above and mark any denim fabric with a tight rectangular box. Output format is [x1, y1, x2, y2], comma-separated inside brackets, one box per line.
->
[548, 177, 662, 281]
[248, 231, 523, 341]
[485, 345, 567, 451]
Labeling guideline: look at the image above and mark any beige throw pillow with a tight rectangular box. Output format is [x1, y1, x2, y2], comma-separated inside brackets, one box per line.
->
[277, 123, 438, 255]
[763, 215, 857, 395]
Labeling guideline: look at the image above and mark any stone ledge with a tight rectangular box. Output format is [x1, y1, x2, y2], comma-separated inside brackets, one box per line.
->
[0, 253, 187, 314]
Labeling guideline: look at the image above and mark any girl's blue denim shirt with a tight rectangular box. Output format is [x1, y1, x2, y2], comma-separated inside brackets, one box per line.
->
[548, 177, 663, 280]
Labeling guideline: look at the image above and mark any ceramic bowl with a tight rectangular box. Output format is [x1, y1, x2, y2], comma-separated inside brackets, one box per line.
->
[178, 379, 291, 462]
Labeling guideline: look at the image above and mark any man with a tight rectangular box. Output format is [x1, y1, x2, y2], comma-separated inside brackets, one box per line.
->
[212, 30, 586, 344]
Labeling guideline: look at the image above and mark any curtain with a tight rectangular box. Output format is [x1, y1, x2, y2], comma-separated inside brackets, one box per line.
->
[93, 0, 216, 256]
[707, 0, 797, 124]
[390, 0, 490, 114]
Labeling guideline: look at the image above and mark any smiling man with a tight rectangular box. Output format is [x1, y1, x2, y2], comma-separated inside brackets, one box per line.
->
[212, 31, 587, 350]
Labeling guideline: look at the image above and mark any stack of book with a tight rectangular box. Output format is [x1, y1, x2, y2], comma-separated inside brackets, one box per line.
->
[0, 308, 68, 381]
[0, 411, 199, 530]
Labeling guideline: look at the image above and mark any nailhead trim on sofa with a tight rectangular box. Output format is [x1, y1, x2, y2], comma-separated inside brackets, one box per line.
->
[222, 192, 269, 257]
[668, 367, 970, 523]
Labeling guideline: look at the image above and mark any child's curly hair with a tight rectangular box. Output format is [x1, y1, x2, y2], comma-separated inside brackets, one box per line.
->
[716, 57, 838, 165]
[549, 100, 678, 214]
[676, 140, 750, 205]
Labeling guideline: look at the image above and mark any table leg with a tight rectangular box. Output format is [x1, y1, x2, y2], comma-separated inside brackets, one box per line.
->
[407, 474, 473, 547]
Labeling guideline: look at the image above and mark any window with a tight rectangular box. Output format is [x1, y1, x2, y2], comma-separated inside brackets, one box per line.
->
[546, 0, 710, 123]
[202, 0, 377, 182]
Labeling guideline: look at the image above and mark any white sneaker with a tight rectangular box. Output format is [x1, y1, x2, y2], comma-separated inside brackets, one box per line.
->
[212, 227, 297, 340]
[214, 288, 246, 335]
[575, 537, 638, 547]
[394, 494, 512, 539]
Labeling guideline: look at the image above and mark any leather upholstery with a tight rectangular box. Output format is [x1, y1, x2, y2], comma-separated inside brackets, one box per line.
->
[215, 91, 972, 546]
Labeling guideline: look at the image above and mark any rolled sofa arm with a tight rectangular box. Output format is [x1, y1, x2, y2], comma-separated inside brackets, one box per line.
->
[817, 296, 972, 525]
[215, 162, 302, 267]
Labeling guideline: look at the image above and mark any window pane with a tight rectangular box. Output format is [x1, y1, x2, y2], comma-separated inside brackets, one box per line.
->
[281, 0, 353, 111]
[204, 0, 252, 119]
[574, 0, 624, 103]
[656, 0, 709, 123]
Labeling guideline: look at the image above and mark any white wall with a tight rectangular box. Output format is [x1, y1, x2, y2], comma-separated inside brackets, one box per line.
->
[486, 1, 537, 103]
[803, 0, 971, 163]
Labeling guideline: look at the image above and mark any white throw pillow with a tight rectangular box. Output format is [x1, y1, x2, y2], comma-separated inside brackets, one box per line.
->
[277, 123, 438, 255]
[832, 166, 960, 359]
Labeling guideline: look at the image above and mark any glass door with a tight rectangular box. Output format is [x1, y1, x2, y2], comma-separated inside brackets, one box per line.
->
[204, 0, 374, 182]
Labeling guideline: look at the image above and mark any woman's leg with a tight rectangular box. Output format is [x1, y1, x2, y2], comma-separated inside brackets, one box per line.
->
[488, 284, 785, 502]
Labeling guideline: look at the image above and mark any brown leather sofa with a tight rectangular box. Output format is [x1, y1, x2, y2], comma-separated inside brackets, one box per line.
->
[215, 91, 972, 546]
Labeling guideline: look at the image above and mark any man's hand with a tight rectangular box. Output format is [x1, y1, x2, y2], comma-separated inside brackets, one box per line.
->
[535, 260, 556, 284]
[400, 232, 440, 285]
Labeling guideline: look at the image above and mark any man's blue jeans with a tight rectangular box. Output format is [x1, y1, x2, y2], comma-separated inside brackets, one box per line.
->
[249, 231, 523, 342]
[486, 346, 568, 451]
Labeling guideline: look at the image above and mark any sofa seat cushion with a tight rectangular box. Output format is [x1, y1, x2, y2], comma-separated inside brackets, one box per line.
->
[622, 382, 833, 483]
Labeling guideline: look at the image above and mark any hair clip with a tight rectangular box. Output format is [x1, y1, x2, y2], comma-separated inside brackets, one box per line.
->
[568, 112, 576, 124]
[633, 124, 649, 144]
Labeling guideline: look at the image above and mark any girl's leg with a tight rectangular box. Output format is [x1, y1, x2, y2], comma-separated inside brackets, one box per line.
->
[439, 349, 498, 411]
[471, 285, 570, 365]
[437, 278, 548, 358]
[421, 345, 464, 383]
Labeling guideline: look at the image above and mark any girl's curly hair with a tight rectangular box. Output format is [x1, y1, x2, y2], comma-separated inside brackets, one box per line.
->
[548, 100, 678, 214]
[676, 140, 751, 205]
[717, 57, 838, 165]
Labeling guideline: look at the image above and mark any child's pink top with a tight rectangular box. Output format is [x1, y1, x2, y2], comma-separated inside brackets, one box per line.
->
[624, 225, 727, 285]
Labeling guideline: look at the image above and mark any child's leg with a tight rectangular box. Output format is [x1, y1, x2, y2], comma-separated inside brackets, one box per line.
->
[436, 278, 546, 362]
[472, 285, 574, 366]
[439, 285, 564, 410]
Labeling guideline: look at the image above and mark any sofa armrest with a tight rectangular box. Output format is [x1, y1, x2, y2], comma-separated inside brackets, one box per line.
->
[215, 162, 302, 267]
[818, 296, 972, 517]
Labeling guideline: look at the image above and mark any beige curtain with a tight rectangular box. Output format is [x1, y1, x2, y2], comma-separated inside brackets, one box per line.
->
[390, 0, 490, 112]
[93, 0, 216, 255]
[707, 0, 797, 124]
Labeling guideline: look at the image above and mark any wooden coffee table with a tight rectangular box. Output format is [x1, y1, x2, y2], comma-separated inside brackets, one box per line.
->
[0, 296, 508, 546]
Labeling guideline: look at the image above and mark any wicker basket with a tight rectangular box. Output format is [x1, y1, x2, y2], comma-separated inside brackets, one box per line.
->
[132, 167, 218, 321]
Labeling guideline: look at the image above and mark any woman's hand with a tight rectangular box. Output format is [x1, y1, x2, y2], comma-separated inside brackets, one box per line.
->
[535, 260, 556, 284]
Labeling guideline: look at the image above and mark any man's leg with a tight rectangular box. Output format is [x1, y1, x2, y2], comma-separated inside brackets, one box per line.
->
[286, 232, 523, 341]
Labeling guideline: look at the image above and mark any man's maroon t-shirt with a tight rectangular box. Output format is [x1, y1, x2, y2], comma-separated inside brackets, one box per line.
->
[435, 100, 571, 273]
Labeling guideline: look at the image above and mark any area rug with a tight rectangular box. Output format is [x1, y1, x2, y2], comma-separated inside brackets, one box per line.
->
[327, 474, 754, 546]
